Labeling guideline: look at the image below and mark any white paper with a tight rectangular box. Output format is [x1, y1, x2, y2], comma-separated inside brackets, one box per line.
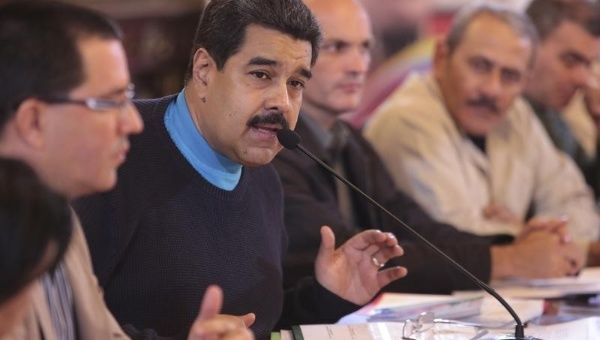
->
[338, 293, 483, 324]
[492, 267, 600, 299]
[527, 317, 600, 339]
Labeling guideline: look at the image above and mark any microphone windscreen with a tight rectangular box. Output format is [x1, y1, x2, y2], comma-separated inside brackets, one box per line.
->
[277, 128, 302, 149]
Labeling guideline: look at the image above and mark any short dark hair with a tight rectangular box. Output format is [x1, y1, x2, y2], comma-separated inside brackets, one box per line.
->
[446, 2, 538, 57]
[0, 158, 72, 304]
[527, 0, 600, 41]
[0, 0, 123, 131]
[186, 0, 321, 80]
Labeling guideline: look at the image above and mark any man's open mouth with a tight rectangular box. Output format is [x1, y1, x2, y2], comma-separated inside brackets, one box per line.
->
[250, 123, 282, 133]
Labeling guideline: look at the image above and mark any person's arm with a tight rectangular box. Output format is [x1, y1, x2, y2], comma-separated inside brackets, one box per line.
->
[526, 106, 600, 242]
[277, 228, 406, 329]
[491, 231, 584, 279]
[365, 103, 521, 236]
[273, 150, 359, 287]
[274, 137, 494, 293]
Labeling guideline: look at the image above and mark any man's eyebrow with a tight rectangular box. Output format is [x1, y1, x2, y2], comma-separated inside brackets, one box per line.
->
[298, 68, 312, 80]
[248, 56, 311, 79]
[99, 84, 132, 98]
[248, 56, 278, 67]
[565, 50, 591, 65]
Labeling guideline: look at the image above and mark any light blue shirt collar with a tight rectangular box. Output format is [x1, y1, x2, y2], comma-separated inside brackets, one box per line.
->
[164, 90, 242, 191]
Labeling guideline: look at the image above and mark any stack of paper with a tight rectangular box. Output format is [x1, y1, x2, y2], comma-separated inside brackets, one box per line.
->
[492, 267, 600, 299]
[338, 293, 484, 324]
[280, 317, 600, 340]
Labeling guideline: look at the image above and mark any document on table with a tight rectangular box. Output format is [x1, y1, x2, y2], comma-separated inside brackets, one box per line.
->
[293, 323, 405, 340]
[337, 293, 483, 324]
[527, 317, 600, 339]
[289, 317, 600, 340]
[452, 292, 544, 328]
[492, 267, 600, 299]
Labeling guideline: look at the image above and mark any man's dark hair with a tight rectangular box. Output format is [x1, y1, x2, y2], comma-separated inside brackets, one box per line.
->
[0, 158, 72, 304]
[527, 0, 600, 41]
[186, 0, 321, 80]
[446, 2, 539, 57]
[0, 0, 123, 131]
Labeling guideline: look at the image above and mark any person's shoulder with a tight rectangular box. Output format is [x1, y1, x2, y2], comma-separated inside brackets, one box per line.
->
[501, 96, 544, 134]
[133, 95, 177, 116]
[368, 73, 446, 129]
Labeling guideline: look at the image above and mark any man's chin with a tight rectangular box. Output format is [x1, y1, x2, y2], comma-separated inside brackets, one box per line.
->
[462, 121, 498, 137]
[238, 147, 281, 167]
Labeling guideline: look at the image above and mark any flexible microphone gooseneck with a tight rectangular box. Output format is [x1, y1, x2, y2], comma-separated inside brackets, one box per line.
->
[277, 128, 534, 340]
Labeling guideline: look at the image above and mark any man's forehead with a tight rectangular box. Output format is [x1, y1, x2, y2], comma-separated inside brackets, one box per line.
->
[310, 0, 372, 41]
[232, 25, 312, 71]
[456, 19, 532, 68]
[546, 21, 600, 58]
[74, 37, 131, 95]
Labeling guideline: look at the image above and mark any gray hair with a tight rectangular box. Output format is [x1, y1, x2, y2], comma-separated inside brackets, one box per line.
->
[446, 2, 539, 56]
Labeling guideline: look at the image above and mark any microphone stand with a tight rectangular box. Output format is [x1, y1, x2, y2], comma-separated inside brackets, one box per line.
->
[278, 129, 538, 340]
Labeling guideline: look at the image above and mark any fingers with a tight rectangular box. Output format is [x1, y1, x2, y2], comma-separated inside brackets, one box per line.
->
[369, 244, 404, 268]
[526, 216, 568, 231]
[188, 315, 253, 340]
[190, 286, 255, 340]
[523, 216, 571, 243]
[198, 285, 223, 321]
[376, 266, 408, 287]
[318, 226, 336, 258]
[240, 313, 256, 327]
[222, 328, 254, 340]
[483, 203, 520, 224]
[347, 230, 386, 250]
[345, 229, 399, 251]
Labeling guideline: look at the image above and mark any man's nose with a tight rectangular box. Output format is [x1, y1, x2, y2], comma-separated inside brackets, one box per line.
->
[345, 47, 370, 75]
[119, 103, 144, 135]
[480, 71, 503, 99]
[265, 82, 291, 114]
[572, 64, 593, 89]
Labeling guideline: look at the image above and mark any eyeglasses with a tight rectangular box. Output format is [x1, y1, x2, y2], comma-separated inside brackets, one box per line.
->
[402, 312, 435, 340]
[402, 312, 492, 340]
[39, 84, 135, 112]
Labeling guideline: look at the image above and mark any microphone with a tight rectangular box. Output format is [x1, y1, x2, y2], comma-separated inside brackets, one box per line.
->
[277, 128, 535, 340]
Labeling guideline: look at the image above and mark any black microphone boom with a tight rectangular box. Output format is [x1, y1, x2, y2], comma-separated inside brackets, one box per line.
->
[277, 128, 534, 340]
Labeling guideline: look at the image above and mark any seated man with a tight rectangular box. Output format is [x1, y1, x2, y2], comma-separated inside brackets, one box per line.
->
[274, 0, 584, 295]
[74, 0, 406, 339]
[524, 0, 600, 201]
[0, 158, 72, 337]
[0, 1, 253, 339]
[365, 4, 599, 241]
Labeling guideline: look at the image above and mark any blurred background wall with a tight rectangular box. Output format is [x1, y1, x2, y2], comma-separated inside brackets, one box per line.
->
[0, 0, 531, 99]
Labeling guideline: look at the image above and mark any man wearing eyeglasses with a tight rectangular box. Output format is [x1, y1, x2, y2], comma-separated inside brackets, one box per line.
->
[0, 1, 255, 339]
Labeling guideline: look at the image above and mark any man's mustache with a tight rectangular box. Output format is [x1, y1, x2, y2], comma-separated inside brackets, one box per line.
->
[467, 96, 499, 114]
[247, 111, 289, 130]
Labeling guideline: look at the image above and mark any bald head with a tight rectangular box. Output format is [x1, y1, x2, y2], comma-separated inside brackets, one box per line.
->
[302, 0, 373, 128]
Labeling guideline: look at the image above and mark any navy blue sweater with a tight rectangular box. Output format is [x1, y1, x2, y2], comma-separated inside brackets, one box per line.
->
[74, 96, 358, 340]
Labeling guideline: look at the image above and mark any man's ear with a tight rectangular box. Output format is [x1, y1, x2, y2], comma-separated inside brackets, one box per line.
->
[12, 98, 46, 148]
[433, 38, 449, 78]
[192, 48, 215, 88]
